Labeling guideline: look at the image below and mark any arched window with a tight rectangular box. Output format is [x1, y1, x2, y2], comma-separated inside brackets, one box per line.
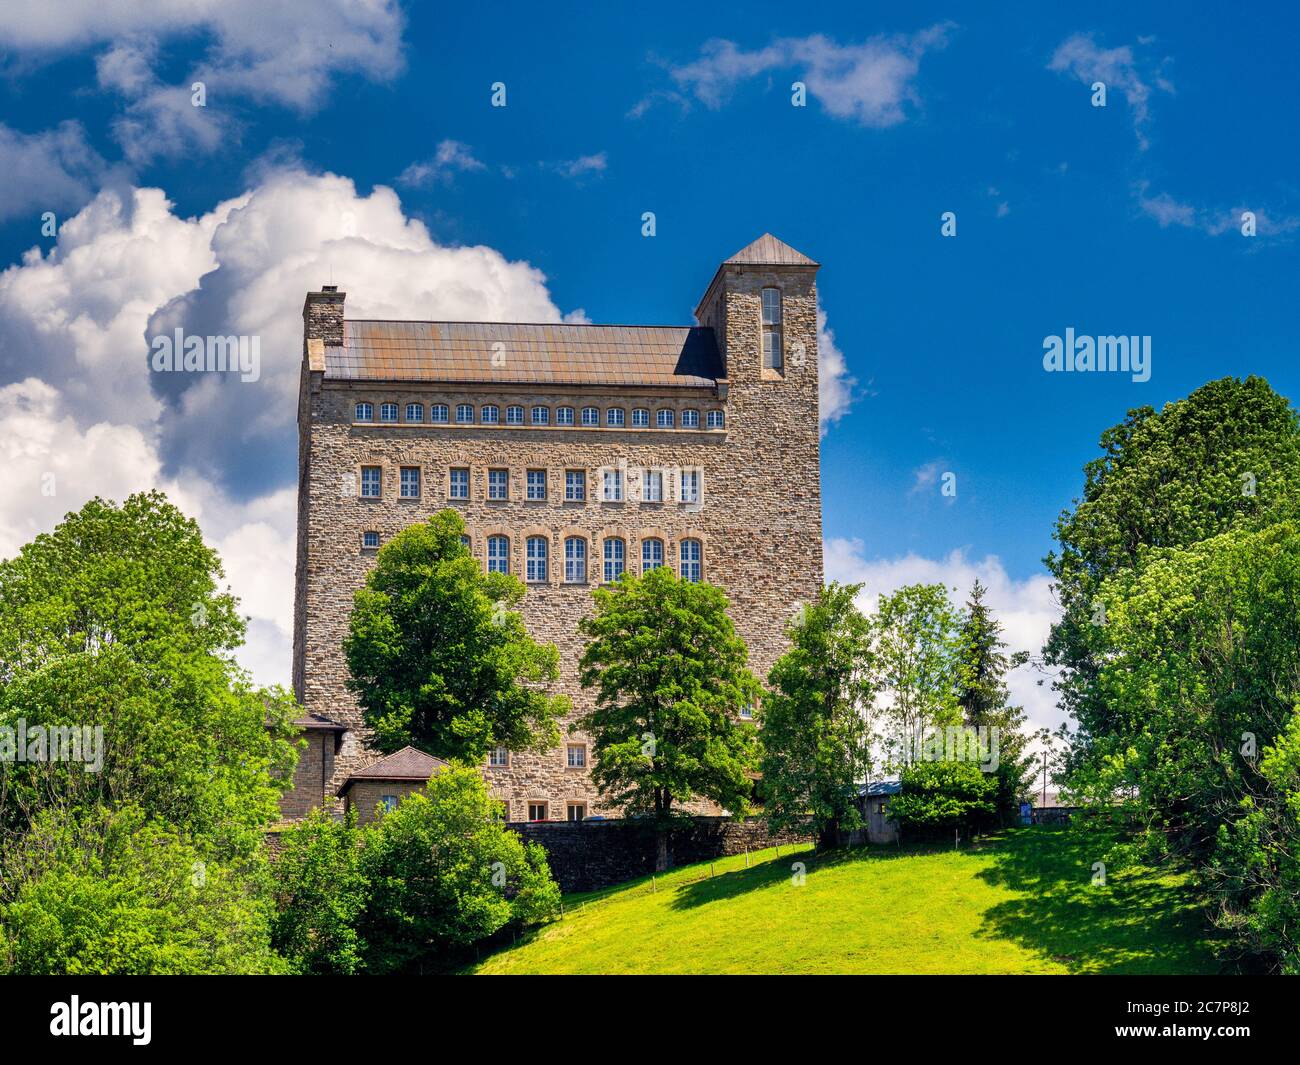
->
[606, 407, 625, 427]
[430, 403, 449, 423]
[355, 402, 373, 422]
[530, 405, 549, 425]
[603, 538, 625, 582]
[631, 408, 649, 428]
[679, 539, 702, 582]
[681, 409, 700, 428]
[526, 536, 548, 582]
[481, 404, 500, 424]
[506, 405, 524, 425]
[656, 409, 674, 429]
[557, 406, 575, 426]
[564, 537, 587, 583]
[405, 403, 424, 422]
[456, 404, 474, 424]
[380, 402, 399, 423]
[706, 409, 725, 429]
[641, 538, 664, 572]
[487, 535, 510, 574]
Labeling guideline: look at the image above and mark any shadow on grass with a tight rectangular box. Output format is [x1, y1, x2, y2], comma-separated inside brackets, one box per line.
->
[973, 826, 1227, 974]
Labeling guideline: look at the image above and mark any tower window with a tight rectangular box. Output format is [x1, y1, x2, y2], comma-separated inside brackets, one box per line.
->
[603, 537, 625, 582]
[526, 536, 548, 582]
[642, 538, 664, 572]
[564, 537, 587, 582]
[679, 538, 702, 582]
[762, 287, 783, 370]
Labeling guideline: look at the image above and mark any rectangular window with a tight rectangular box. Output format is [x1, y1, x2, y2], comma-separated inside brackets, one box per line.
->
[602, 469, 623, 502]
[631, 408, 649, 428]
[456, 404, 474, 424]
[763, 329, 783, 370]
[643, 469, 663, 502]
[680, 539, 702, 582]
[399, 466, 421, 499]
[355, 402, 373, 422]
[567, 803, 586, 822]
[487, 536, 510, 574]
[681, 409, 700, 428]
[565, 470, 586, 501]
[740, 703, 754, 720]
[528, 802, 548, 822]
[706, 410, 725, 429]
[642, 538, 664, 572]
[449, 468, 469, 499]
[360, 466, 382, 498]
[526, 537, 548, 582]
[380, 403, 399, 423]
[362, 530, 380, 549]
[566, 744, 586, 769]
[681, 469, 701, 504]
[380, 795, 398, 812]
[603, 538, 625, 582]
[762, 286, 782, 325]
[489, 746, 509, 768]
[526, 469, 547, 500]
[488, 469, 509, 500]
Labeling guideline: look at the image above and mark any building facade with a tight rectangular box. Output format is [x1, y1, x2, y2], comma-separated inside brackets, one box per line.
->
[291, 233, 825, 821]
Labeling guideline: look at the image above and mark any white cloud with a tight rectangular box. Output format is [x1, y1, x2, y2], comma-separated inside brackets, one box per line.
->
[1048, 33, 1173, 150]
[549, 152, 608, 180]
[1134, 181, 1300, 240]
[817, 307, 854, 433]
[655, 25, 954, 127]
[0, 166, 579, 687]
[0, 121, 110, 221]
[824, 539, 1065, 735]
[398, 140, 487, 187]
[0, 1, 406, 159]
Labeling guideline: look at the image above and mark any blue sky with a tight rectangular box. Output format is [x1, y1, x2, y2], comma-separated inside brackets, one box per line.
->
[0, 1, 1295, 726]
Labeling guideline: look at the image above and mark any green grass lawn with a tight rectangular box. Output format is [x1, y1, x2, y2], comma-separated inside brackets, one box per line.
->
[472, 826, 1224, 975]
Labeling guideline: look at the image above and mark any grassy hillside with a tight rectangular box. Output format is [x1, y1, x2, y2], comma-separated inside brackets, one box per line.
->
[473, 827, 1223, 975]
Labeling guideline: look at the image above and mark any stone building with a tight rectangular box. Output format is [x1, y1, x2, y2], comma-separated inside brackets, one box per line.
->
[290, 233, 825, 821]
[338, 746, 450, 826]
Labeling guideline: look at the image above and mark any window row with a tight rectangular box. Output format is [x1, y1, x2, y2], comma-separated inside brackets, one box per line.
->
[484, 534, 702, 583]
[355, 465, 702, 505]
[354, 401, 725, 430]
[488, 743, 587, 771]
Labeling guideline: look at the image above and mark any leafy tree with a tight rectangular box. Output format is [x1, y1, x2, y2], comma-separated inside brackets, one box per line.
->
[761, 583, 875, 849]
[954, 581, 1032, 815]
[874, 583, 962, 769]
[0, 805, 285, 975]
[1044, 376, 1300, 764]
[888, 761, 998, 838]
[344, 510, 566, 762]
[0, 491, 298, 861]
[271, 807, 367, 975]
[355, 765, 559, 973]
[576, 567, 760, 871]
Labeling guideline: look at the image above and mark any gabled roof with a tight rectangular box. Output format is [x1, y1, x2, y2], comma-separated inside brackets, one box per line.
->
[724, 233, 819, 267]
[327, 321, 723, 388]
[338, 746, 449, 795]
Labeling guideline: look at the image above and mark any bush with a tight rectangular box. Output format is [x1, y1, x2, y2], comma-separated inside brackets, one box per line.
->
[889, 761, 999, 838]
[356, 765, 559, 973]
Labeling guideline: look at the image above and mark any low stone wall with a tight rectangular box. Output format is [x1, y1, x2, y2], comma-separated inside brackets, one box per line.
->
[507, 817, 813, 893]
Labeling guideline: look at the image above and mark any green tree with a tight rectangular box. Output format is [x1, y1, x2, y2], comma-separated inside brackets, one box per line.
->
[761, 583, 875, 849]
[271, 807, 368, 975]
[343, 510, 567, 762]
[355, 765, 559, 973]
[576, 567, 760, 871]
[0, 491, 299, 861]
[954, 580, 1032, 816]
[874, 583, 962, 769]
[0, 805, 285, 975]
[1044, 376, 1300, 764]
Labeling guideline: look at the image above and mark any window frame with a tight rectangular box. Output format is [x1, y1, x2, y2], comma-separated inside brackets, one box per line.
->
[487, 469, 509, 501]
[355, 402, 374, 422]
[526, 535, 549, 582]
[481, 404, 500, 425]
[564, 536, 587, 583]
[360, 465, 382, 498]
[449, 467, 470, 500]
[526, 469, 548, 501]
[399, 465, 421, 499]
[405, 403, 424, 423]
[603, 537, 625, 582]
[456, 403, 474, 424]
[487, 535, 510, 574]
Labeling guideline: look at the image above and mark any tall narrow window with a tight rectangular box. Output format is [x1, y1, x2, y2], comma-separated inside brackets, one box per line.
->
[526, 536, 548, 582]
[642, 538, 664, 572]
[602, 468, 623, 502]
[642, 469, 663, 502]
[761, 287, 783, 370]
[399, 466, 421, 499]
[681, 469, 701, 505]
[564, 537, 587, 582]
[603, 538, 625, 582]
[489, 746, 509, 768]
[487, 535, 510, 574]
[679, 538, 702, 582]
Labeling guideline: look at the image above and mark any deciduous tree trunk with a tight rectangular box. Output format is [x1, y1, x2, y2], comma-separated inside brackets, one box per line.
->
[655, 829, 669, 872]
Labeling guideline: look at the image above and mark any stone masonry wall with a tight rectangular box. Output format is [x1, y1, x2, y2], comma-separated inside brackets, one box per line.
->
[292, 258, 824, 820]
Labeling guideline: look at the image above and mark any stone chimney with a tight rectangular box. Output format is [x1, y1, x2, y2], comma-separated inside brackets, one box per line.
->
[302, 285, 345, 369]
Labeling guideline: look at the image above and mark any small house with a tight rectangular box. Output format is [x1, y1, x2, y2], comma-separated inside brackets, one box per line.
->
[337, 746, 449, 825]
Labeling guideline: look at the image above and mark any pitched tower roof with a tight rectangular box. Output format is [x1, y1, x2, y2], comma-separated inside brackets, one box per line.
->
[723, 233, 819, 267]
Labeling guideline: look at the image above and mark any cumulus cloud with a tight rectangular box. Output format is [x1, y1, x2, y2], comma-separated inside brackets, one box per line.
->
[817, 308, 854, 433]
[0, 166, 579, 685]
[0, 1, 406, 160]
[1048, 33, 1173, 150]
[824, 539, 1065, 734]
[1134, 181, 1300, 240]
[548, 152, 608, 180]
[651, 24, 954, 127]
[0, 121, 111, 221]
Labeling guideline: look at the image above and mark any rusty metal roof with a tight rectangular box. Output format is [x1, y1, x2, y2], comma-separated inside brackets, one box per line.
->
[328, 320, 723, 388]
